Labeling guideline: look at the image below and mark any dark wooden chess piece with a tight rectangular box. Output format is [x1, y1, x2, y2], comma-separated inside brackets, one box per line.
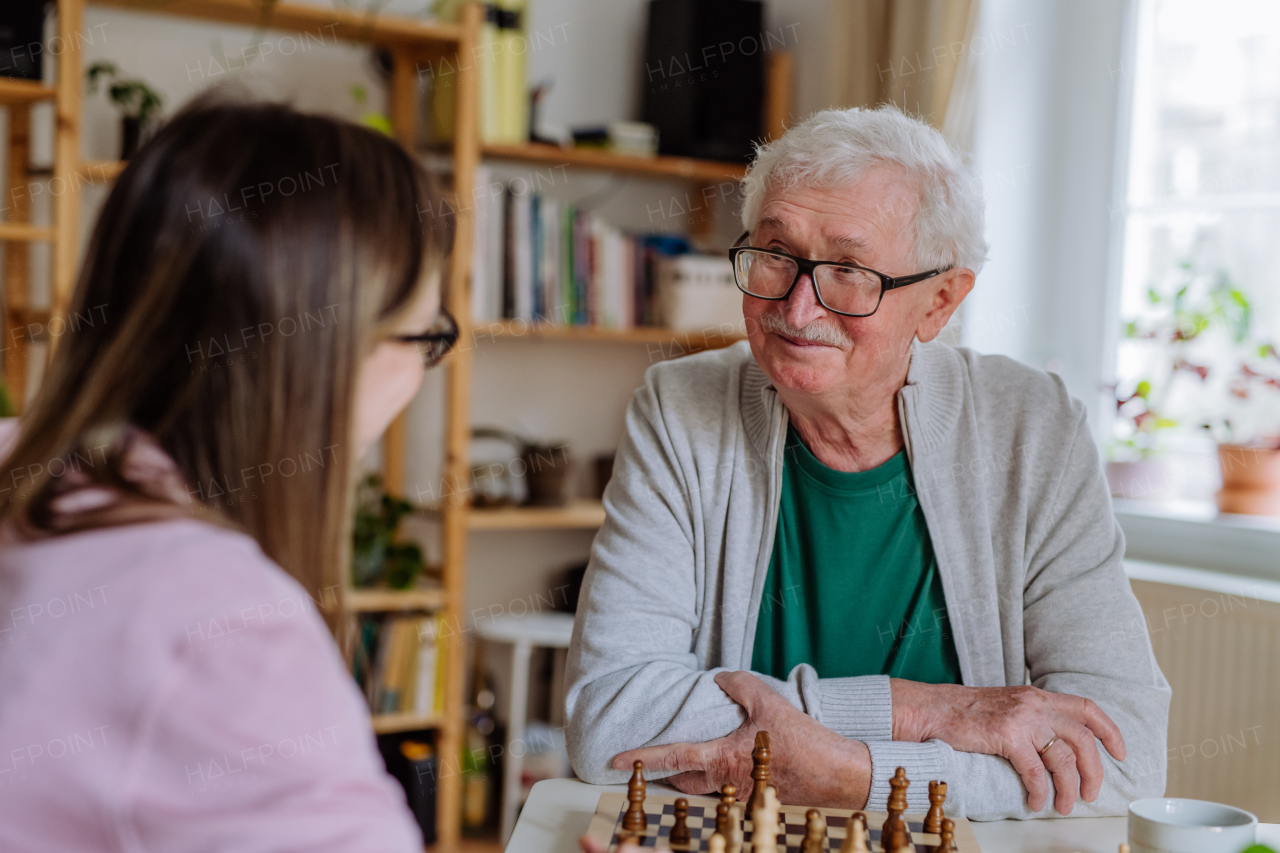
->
[924, 780, 947, 834]
[716, 800, 732, 839]
[622, 759, 647, 832]
[935, 818, 956, 852]
[671, 798, 691, 846]
[887, 823, 911, 853]
[749, 731, 772, 814]
[879, 767, 910, 853]
[802, 809, 826, 853]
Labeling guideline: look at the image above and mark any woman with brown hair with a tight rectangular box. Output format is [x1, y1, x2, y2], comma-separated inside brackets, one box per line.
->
[0, 99, 455, 850]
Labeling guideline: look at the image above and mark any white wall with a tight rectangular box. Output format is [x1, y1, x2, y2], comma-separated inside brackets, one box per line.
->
[965, 0, 1131, 440]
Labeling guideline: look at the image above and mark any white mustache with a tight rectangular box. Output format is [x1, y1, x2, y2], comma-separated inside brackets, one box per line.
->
[760, 311, 852, 347]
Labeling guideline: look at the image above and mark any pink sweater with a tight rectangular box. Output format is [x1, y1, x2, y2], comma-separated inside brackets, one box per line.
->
[0, 427, 421, 851]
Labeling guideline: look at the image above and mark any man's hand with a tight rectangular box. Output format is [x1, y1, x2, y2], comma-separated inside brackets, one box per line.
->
[890, 680, 1127, 815]
[611, 671, 871, 809]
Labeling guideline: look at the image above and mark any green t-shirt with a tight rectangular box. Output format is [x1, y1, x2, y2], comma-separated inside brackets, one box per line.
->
[751, 426, 962, 684]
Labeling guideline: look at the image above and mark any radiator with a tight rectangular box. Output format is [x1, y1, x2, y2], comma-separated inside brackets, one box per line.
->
[1128, 562, 1280, 822]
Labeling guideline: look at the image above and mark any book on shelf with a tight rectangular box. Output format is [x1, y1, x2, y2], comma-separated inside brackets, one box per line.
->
[428, 0, 528, 145]
[355, 613, 445, 719]
[471, 179, 739, 330]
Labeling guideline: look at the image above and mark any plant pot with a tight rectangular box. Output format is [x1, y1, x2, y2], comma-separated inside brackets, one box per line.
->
[1216, 444, 1280, 515]
[1105, 459, 1172, 501]
[522, 444, 571, 507]
[120, 115, 141, 160]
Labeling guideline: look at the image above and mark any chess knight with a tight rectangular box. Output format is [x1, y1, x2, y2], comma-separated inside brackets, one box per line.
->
[564, 105, 1170, 819]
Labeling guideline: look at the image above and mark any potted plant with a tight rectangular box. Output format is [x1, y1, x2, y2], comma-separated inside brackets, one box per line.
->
[1202, 343, 1280, 515]
[86, 61, 164, 160]
[351, 474, 427, 589]
[1106, 378, 1179, 500]
[1116, 255, 1280, 513]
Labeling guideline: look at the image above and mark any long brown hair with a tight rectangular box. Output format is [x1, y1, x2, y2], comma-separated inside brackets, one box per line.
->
[0, 98, 450, 605]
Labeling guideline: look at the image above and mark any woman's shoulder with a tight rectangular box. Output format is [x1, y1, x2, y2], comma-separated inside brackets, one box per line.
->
[4, 517, 325, 652]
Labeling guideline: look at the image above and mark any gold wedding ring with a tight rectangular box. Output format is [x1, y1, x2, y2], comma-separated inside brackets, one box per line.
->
[1038, 735, 1061, 756]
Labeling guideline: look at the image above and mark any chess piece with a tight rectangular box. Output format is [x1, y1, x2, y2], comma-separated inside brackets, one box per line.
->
[749, 731, 772, 814]
[1119, 846, 1131, 853]
[934, 818, 956, 853]
[752, 786, 781, 853]
[727, 803, 744, 853]
[802, 809, 826, 853]
[840, 814, 869, 853]
[720, 783, 736, 806]
[924, 780, 947, 834]
[671, 798, 691, 847]
[880, 767, 910, 853]
[707, 832, 726, 853]
[622, 760, 647, 832]
[887, 823, 911, 853]
[716, 800, 732, 839]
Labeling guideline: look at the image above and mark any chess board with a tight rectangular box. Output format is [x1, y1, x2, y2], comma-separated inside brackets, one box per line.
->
[584, 792, 984, 852]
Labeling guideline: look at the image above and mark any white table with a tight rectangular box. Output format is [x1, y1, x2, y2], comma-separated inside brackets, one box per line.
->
[506, 778, 1280, 853]
[477, 612, 577, 846]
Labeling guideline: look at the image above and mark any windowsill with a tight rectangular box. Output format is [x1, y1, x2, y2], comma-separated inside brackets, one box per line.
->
[1114, 497, 1280, 583]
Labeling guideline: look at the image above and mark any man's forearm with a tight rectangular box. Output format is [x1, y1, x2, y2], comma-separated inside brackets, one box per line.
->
[754, 667, 895, 742]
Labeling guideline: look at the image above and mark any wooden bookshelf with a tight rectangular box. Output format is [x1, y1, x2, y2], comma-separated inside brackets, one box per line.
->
[482, 142, 748, 182]
[471, 319, 747, 351]
[0, 223, 57, 241]
[77, 159, 127, 181]
[468, 499, 606, 531]
[345, 587, 448, 612]
[90, 0, 464, 53]
[371, 711, 445, 735]
[0, 78, 56, 106]
[0, 2, 482, 847]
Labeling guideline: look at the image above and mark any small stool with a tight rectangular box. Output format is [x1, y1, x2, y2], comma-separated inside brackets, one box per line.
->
[476, 611, 576, 845]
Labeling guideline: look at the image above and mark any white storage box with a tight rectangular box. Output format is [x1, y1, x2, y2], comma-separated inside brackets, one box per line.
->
[656, 255, 746, 334]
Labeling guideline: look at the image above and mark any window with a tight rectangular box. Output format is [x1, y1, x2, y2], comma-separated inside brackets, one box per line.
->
[1113, 0, 1280, 469]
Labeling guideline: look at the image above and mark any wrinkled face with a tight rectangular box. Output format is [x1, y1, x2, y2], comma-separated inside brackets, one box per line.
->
[742, 165, 945, 399]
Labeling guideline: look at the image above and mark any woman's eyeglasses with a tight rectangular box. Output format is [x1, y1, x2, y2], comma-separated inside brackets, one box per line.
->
[394, 308, 459, 368]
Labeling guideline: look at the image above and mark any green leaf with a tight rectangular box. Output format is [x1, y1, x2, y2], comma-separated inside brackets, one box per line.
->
[360, 113, 395, 136]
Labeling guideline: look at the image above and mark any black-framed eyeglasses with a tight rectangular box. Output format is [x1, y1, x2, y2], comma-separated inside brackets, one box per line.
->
[394, 308, 459, 368]
[728, 231, 948, 318]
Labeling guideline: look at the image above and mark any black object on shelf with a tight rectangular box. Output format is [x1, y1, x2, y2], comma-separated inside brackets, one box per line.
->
[378, 732, 439, 845]
[0, 1, 50, 81]
[640, 0, 764, 163]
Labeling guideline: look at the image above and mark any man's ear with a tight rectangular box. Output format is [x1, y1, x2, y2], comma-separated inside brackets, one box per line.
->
[915, 268, 975, 343]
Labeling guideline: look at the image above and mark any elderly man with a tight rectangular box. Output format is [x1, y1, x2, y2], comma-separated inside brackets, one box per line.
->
[564, 106, 1169, 820]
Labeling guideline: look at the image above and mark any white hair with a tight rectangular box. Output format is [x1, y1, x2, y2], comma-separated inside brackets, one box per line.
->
[740, 105, 988, 273]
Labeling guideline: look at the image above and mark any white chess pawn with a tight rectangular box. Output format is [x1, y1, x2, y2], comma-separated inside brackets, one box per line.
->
[752, 787, 781, 853]
[840, 817, 868, 853]
[707, 832, 726, 853]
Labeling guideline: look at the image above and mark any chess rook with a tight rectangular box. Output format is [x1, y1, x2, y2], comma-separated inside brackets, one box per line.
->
[749, 731, 772, 814]
[924, 780, 947, 834]
[622, 760, 647, 832]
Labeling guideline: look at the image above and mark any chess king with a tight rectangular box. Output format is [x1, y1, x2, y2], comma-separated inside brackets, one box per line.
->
[564, 105, 1170, 820]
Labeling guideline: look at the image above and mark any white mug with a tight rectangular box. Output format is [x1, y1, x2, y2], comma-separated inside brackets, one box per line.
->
[1128, 798, 1258, 853]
